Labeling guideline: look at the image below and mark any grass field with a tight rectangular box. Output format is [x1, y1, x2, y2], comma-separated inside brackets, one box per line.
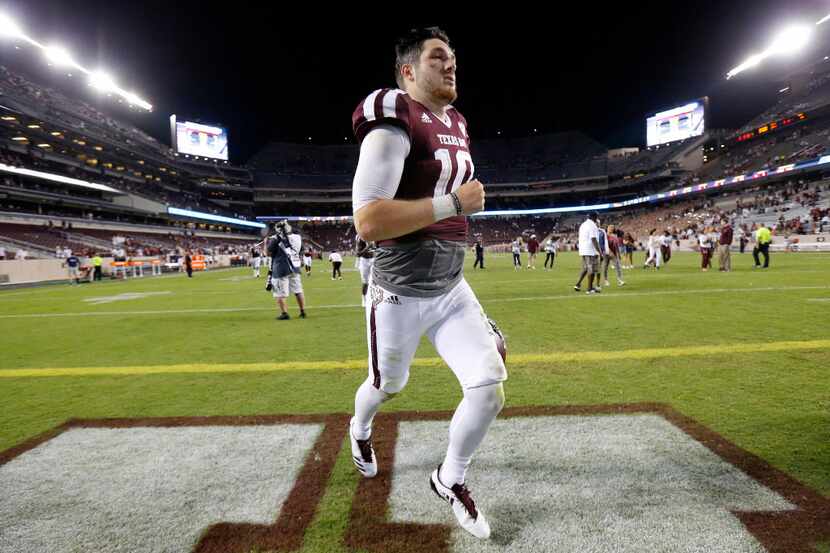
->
[1, 250, 828, 552]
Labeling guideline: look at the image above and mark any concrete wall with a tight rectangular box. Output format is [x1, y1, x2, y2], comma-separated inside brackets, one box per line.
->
[0, 254, 239, 286]
[0, 259, 69, 285]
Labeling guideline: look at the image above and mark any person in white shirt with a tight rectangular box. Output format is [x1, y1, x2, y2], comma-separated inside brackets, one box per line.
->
[329, 250, 343, 280]
[0, 245, 6, 260]
[511, 237, 522, 270]
[543, 238, 557, 270]
[737, 226, 748, 253]
[574, 212, 602, 294]
[15, 249, 27, 260]
[644, 229, 662, 270]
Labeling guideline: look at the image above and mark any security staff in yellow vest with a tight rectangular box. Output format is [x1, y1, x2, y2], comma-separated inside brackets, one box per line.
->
[92, 255, 103, 281]
[752, 225, 772, 269]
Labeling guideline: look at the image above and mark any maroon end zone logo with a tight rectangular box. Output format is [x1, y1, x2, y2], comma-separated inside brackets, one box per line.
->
[1, 405, 828, 553]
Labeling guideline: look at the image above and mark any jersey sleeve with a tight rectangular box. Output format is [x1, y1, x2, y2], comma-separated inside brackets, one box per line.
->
[352, 88, 411, 143]
[351, 125, 410, 214]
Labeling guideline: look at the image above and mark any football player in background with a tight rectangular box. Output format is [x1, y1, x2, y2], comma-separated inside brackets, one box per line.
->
[355, 237, 375, 306]
[348, 26, 506, 539]
[251, 245, 262, 278]
[302, 247, 313, 277]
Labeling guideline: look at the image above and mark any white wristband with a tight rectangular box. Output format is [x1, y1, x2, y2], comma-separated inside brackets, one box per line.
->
[432, 194, 456, 222]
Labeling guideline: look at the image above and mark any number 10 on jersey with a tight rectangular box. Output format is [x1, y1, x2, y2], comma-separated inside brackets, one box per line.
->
[434, 148, 474, 197]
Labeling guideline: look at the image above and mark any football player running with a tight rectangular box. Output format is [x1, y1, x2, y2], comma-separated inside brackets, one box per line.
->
[355, 237, 375, 307]
[348, 27, 507, 539]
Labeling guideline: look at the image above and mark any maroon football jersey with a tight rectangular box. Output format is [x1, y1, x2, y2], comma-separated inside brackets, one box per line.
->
[352, 88, 473, 245]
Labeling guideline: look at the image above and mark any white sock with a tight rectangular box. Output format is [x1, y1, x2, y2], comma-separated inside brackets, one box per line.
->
[352, 377, 389, 440]
[439, 383, 504, 486]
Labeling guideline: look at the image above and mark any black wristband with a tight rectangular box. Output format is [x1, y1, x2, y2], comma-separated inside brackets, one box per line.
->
[450, 192, 463, 215]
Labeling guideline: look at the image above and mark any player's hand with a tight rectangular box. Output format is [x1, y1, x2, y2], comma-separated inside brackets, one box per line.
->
[456, 179, 485, 214]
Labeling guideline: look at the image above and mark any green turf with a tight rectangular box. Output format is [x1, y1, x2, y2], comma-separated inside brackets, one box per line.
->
[1, 251, 829, 552]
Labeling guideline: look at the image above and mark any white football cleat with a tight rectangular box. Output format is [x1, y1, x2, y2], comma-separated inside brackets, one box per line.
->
[349, 417, 377, 478]
[430, 466, 491, 539]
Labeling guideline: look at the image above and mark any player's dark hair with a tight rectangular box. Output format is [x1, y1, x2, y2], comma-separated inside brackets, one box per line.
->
[395, 26, 451, 88]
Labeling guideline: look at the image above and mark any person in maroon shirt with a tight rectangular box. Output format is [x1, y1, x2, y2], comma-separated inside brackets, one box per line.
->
[602, 226, 626, 286]
[526, 234, 539, 269]
[718, 220, 734, 272]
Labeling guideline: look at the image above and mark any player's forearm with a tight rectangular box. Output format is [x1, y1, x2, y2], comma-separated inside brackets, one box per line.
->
[354, 198, 437, 242]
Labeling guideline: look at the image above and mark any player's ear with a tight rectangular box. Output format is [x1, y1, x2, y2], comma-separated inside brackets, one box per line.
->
[400, 63, 415, 85]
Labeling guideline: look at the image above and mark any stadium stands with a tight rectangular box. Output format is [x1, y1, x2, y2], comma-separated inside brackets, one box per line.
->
[4, 54, 830, 271]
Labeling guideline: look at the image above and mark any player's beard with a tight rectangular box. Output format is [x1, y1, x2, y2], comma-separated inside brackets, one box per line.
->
[421, 71, 457, 105]
[433, 82, 458, 104]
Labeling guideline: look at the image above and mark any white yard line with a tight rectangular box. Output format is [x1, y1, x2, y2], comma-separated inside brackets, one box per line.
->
[1, 285, 828, 319]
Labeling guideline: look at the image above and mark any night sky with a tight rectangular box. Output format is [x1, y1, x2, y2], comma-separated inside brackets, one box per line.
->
[3, 1, 830, 162]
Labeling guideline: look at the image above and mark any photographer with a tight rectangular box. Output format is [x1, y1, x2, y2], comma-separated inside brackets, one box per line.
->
[265, 220, 307, 320]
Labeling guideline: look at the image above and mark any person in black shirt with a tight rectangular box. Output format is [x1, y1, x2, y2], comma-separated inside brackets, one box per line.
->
[65, 254, 81, 285]
[184, 252, 193, 278]
[473, 240, 485, 269]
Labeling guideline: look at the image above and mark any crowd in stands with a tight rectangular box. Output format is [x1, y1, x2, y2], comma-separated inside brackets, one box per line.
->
[1, 65, 170, 161]
[591, 179, 829, 245]
[735, 69, 830, 138]
[711, 125, 830, 179]
[0, 220, 257, 260]
[2, 64, 255, 222]
[4, 57, 830, 267]
[0, 140, 258, 222]
[252, 131, 686, 189]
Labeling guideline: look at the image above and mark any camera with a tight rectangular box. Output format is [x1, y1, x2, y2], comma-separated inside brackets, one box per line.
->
[274, 220, 292, 236]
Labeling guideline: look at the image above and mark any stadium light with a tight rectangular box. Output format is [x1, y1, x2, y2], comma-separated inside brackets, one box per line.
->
[727, 23, 814, 79]
[44, 45, 82, 71]
[726, 54, 765, 79]
[89, 71, 118, 93]
[0, 13, 24, 39]
[0, 14, 153, 111]
[768, 25, 812, 55]
[123, 91, 152, 111]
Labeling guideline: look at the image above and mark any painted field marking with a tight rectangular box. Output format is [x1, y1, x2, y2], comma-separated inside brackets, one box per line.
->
[82, 291, 172, 305]
[1, 285, 829, 320]
[3, 339, 828, 378]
